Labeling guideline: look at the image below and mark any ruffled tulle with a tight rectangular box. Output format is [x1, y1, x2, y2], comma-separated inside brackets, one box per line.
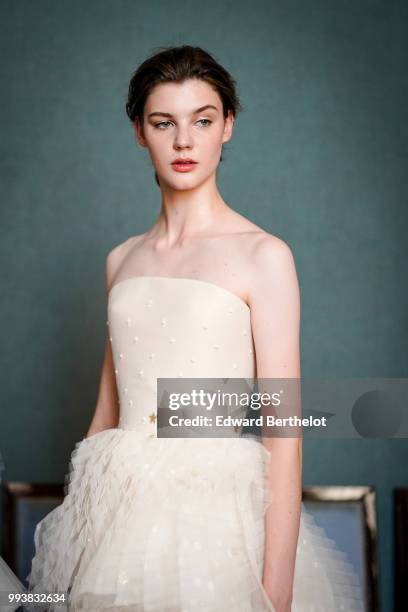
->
[26, 428, 364, 611]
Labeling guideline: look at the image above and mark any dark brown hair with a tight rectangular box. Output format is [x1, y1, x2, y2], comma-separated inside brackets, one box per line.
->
[125, 45, 243, 185]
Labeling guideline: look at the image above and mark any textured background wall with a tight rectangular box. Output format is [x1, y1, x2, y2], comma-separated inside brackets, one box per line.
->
[1, 1, 407, 609]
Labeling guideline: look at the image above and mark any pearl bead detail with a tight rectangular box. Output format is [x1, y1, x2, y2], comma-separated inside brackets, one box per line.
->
[108, 282, 255, 438]
[118, 571, 129, 584]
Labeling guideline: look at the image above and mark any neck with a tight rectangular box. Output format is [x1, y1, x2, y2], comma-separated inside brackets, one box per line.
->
[147, 174, 231, 248]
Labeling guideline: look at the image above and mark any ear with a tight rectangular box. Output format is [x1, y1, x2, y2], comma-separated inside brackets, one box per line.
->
[134, 118, 147, 147]
[222, 110, 235, 145]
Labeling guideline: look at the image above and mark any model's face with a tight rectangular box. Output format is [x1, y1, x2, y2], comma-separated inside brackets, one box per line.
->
[134, 78, 234, 189]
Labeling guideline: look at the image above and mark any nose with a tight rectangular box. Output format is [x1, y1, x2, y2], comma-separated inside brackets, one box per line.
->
[173, 124, 193, 150]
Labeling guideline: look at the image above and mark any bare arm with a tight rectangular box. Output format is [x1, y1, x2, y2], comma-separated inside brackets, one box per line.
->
[248, 236, 302, 612]
[85, 248, 121, 437]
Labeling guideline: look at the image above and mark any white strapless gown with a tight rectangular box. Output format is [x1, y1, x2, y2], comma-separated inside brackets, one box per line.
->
[26, 276, 364, 611]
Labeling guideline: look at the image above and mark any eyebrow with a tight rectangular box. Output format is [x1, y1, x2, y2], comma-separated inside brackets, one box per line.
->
[147, 104, 219, 119]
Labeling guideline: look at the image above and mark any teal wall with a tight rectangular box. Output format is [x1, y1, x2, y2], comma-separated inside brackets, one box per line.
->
[1, 1, 407, 610]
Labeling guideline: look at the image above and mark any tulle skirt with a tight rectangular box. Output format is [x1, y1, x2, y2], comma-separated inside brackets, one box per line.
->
[26, 428, 364, 611]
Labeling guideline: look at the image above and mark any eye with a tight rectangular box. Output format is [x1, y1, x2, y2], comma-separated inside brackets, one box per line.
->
[153, 119, 213, 130]
[154, 121, 172, 130]
[196, 119, 212, 127]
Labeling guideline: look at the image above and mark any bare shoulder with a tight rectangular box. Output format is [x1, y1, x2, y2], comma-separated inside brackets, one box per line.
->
[245, 231, 299, 300]
[250, 232, 296, 270]
[105, 233, 145, 291]
[225, 211, 294, 266]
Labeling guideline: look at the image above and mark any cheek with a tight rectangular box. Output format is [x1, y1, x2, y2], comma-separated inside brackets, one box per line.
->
[147, 138, 168, 163]
[200, 129, 224, 156]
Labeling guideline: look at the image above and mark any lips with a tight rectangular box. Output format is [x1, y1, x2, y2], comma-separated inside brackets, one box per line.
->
[171, 158, 198, 173]
[171, 159, 197, 165]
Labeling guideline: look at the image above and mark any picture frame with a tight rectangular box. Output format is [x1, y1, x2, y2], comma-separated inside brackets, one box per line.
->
[303, 485, 379, 612]
[395, 487, 408, 611]
[1, 481, 64, 586]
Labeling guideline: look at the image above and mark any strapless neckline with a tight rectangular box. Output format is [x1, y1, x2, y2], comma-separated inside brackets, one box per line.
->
[108, 275, 251, 312]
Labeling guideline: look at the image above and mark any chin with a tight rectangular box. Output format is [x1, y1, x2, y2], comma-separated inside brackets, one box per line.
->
[161, 173, 204, 190]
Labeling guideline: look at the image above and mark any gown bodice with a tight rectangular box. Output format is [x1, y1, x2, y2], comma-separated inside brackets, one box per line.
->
[107, 276, 256, 434]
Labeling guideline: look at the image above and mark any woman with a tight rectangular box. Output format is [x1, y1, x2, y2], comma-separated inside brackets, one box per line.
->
[27, 45, 363, 611]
